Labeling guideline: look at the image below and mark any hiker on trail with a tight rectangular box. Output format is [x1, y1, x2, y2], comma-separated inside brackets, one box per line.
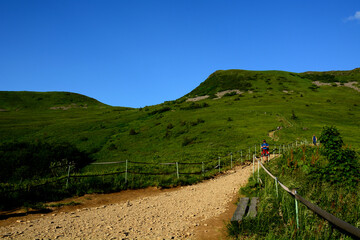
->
[261, 139, 270, 162]
[313, 134, 317, 146]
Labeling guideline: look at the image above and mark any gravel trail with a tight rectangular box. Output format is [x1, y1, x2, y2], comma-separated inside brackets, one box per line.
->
[0, 163, 253, 239]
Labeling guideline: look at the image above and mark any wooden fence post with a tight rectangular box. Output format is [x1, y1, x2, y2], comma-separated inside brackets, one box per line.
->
[253, 155, 255, 178]
[279, 145, 281, 155]
[125, 159, 128, 183]
[257, 159, 260, 182]
[66, 164, 71, 188]
[202, 162, 204, 176]
[295, 190, 299, 229]
[176, 162, 179, 179]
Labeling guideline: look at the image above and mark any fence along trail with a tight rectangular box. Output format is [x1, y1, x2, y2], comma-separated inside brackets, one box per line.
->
[2, 140, 297, 194]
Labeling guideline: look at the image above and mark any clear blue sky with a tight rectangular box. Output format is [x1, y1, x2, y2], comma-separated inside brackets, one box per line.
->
[1, 0, 359, 108]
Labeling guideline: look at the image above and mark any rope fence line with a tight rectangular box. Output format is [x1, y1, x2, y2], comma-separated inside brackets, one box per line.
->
[89, 161, 127, 165]
[178, 162, 203, 165]
[69, 171, 127, 178]
[127, 171, 174, 176]
[255, 156, 360, 239]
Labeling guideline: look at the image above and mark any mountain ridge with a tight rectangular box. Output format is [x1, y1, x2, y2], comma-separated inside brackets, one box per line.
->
[1, 68, 359, 110]
[186, 68, 359, 99]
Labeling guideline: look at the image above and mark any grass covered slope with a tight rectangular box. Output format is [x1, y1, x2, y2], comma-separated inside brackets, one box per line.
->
[186, 69, 309, 98]
[300, 67, 360, 83]
[1, 69, 359, 164]
[0, 91, 108, 111]
[0, 68, 359, 209]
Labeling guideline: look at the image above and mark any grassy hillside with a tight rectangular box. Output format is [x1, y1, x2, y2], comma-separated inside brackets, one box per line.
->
[0, 69, 359, 208]
[186, 70, 308, 98]
[300, 67, 360, 83]
[0, 91, 108, 111]
[1, 70, 359, 163]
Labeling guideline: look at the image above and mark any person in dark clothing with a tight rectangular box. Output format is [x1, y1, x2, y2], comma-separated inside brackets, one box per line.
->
[313, 134, 317, 146]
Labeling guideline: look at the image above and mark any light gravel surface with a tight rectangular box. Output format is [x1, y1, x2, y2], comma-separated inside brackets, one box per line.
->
[0, 164, 253, 240]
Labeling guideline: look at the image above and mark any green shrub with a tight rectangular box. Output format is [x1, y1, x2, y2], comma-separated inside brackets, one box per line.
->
[148, 106, 171, 115]
[0, 141, 92, 183]
[129, 129, 137, 135]
[308, 84, 319, 91]
[318, 126, 343, 152]
[180, 102, 209, 110]
[313, 126, 360, 187]
[224, 91, 237, 97]
[197, 118, 205, 124]
[182, 136, 196, 146]
[180, 120, 187, 126]
[290, 110, 298, 120]
[302, 73, 337, 82]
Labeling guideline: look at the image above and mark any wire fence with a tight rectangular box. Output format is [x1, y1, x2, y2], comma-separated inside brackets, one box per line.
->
[254, 155, 360, 239]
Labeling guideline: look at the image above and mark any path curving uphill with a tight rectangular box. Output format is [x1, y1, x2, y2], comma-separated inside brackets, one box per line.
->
[0, 163, 254, 239]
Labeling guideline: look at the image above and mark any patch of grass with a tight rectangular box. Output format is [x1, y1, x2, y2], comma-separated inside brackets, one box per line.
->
[48, 201, 81, 208]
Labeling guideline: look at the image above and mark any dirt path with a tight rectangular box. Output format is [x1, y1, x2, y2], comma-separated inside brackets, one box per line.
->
[0, 163, 254, 239]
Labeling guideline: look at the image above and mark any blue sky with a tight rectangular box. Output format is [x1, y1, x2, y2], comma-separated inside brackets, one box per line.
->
[1, 0, 359, 108]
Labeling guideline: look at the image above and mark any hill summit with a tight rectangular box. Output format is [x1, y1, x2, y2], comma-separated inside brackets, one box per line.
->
[0, 91, 107, 111]
[186, 68, 360, 98]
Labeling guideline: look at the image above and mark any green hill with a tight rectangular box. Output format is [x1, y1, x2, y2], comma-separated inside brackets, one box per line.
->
[186, 69, 308, 98]
[0, 69, 359, 163]
[0, 91, 108, 111]
[300, 67, 360, 83]
[187, 68, 360, 99]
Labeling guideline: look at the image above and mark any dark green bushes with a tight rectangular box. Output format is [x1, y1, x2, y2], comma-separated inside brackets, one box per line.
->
[148, 106, 171, 115]
[224, 91, 237, 97]
[290, 110, 298, 120]
[129, 129, 138, 135]
[302, 73, 337, 83]
[308, 84, 319, 91]
[0, 141, 92, 183]
[312, 126, 360, 187]
[182, 136, 197, 146]
[180, 102, 209, 110]
[318, 126, 344, 152]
